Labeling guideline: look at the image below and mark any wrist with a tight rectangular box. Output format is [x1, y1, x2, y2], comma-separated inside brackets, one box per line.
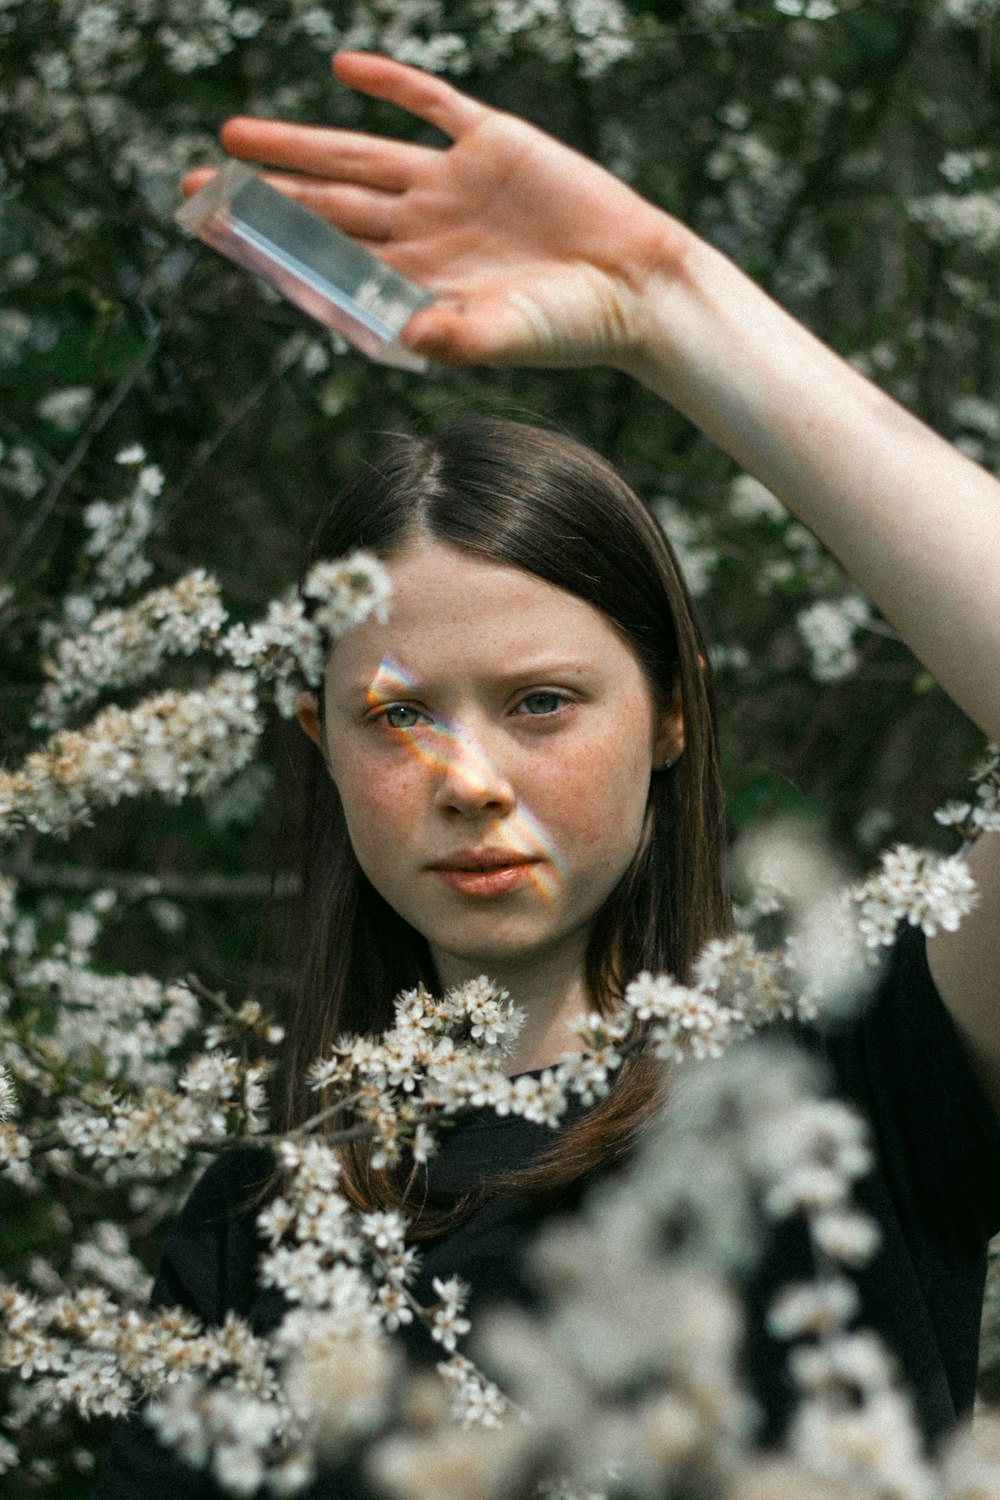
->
[613, 219, 725, 398]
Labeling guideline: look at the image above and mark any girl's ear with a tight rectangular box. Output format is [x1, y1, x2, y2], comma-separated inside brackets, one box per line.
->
[295, 691, 323, 749]
[653, 674, 685, 769]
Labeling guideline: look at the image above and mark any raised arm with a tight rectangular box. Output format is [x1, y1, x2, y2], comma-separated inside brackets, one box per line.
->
[186, 52, 1000, 1100]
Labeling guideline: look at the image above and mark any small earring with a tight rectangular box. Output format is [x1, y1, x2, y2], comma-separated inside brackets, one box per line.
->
[659, 757, 673, 770]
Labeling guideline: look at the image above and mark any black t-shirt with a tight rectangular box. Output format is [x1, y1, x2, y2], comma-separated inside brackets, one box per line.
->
[92, 928, 1000, 1498]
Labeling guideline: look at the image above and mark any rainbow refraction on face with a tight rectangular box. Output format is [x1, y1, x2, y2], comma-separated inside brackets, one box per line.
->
[365, 657, 567, 905]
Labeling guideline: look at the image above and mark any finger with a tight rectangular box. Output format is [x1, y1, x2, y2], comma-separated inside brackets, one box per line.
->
[179, 164, 398, 241]
[181, 167, 217, 199]
[332, 50, 490, 142]
[219, 117, 438, 192]
[262, 178, 397, 241]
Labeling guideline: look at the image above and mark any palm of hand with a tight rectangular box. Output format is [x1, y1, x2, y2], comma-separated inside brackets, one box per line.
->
[209, 57, 674, 370]
[381, 113, 657, 368]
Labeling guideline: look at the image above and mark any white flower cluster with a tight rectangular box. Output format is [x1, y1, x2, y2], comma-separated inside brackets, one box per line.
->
[71, 1221, 154, 1301]
[436, 1352, 510, 1430]
[909, 188, 1000, 254]
[303, 553, 393, 654]
[0, 672, 262, 838]
[619, 931, 814, 1073]
[81, 448, 164, 601]
[651, 494, 720, 598]
[762, 1076, 934, 1500]
[58, 1049, 245, 1178]
[0, 1122, 32, 1189]
[558, 0, 636, 81]
[36, 384, 94, 432]
[935, 741, 1000, 836]
[0, 1065, 17, 1122]
[1, 951, 817, 1487]
[222, 551, 392, 716]
[774, 0, 840, 17]
[307, 976, 531, 1164]
[729, 473, 789, 524]
[0, 1283, 273, 1443]
[146, 1381, 297, 1497]
[0, 903, 991, 1498]
[372, 1402, 533, 1500]
[0, 875, 20, 957]
[375, 1044, 884, 1500]
[34, 570, 227, 730]
[175, 1132, 482, 1481]
[0, 437, 45, 501]
[796, 594, 871, 681]
[16, 960, 201, 1090]
[848, 843, 979, 948]
[938, 0, 1000, 26]
[334, 0, 470, 76]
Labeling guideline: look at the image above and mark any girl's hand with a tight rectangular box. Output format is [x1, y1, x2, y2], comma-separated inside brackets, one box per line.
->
[181, 51, 684, 370]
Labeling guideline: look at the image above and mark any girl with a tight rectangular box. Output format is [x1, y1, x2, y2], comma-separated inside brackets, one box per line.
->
[94, 52, 1000, 1497]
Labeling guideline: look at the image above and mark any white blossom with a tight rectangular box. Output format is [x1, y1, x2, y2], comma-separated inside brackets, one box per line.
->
[36, 385, 94, 432]
[276, 1308, 400, 1452]
[17, 961, 200, 1089]
[789, 1389, 935, 1500]
[430, 1276, 472, 1352]
[0, 1123, 33, 1187]
[789, 1329, 895, 1396]
[436, 1354, 510, 1429]
[0, 672, 262, 838]
[651, 496, 719, 598]
[967, 740, 1000, 832]
[849, 843, 979, 947]
[81, 462, 164, 600]
[221, 550, 392, 714]
[910, 188, 1000, 252]
[729, 473, 788, 523]
[0, 1066, 17, 1122]
[796, 595, 871, 681]
[768, 1277, 860, 1340]
[35, 571, 228, 730]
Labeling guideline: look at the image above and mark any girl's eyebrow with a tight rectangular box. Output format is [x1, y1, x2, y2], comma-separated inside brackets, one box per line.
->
[339, 659, 596, 704]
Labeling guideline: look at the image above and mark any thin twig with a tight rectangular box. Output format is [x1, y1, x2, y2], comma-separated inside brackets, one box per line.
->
[1, 862, 298, 902]
[164, 334, 309, 519]
[1, 340, 162, 588]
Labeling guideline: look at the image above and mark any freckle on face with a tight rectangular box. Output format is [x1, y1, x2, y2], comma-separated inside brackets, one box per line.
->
[321, 539, 667, 973]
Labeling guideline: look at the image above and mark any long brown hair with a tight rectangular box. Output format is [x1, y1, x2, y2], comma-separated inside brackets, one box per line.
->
[283, 417, 731, 1234]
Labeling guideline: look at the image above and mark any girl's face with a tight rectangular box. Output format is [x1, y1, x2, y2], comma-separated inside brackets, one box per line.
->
[297, 539, 683, 985]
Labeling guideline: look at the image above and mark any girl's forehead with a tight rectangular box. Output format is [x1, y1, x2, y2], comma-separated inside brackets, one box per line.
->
[357, 539, 621, 647]
[323, 539, 642, 697]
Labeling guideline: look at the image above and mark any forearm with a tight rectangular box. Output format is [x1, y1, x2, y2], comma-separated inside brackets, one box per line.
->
[209, 52, 1000, 747]
[622, 228, 1000, 744]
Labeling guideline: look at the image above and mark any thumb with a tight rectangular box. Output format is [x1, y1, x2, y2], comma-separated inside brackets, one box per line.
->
[401, 294, 547, 368]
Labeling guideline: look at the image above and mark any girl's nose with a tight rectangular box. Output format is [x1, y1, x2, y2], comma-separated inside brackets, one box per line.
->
[431, 728, 516, 817]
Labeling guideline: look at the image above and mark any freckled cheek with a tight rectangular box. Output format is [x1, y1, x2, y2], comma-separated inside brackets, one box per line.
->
[330, 753, 427, 858]
[533, 738, 651, 867]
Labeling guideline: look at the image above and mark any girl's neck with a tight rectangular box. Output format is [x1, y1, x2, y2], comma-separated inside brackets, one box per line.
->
[430, 938, 590, 1076]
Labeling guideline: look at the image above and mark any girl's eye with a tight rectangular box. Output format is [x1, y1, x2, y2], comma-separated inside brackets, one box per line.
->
[517, 691, 567, 717]
[381, 704, 423, 731]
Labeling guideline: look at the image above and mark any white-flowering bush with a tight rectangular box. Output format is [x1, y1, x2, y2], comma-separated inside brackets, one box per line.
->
[0, 733, 994, 1493]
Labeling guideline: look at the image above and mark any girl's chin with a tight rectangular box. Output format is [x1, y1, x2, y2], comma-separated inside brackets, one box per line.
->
[426, 926, 586, 978]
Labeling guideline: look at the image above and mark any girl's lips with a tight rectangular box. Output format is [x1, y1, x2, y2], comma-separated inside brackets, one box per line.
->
[431, 863, 537, 897]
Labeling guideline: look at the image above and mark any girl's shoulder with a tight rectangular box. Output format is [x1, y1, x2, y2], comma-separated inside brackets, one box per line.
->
[179, 1146, 274, 1227]
[151, 1148, 274, 1326]
[806, 923, 1000, 1248]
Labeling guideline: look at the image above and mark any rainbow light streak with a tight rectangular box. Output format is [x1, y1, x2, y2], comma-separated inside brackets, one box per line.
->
[365, 656, 568, 906]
